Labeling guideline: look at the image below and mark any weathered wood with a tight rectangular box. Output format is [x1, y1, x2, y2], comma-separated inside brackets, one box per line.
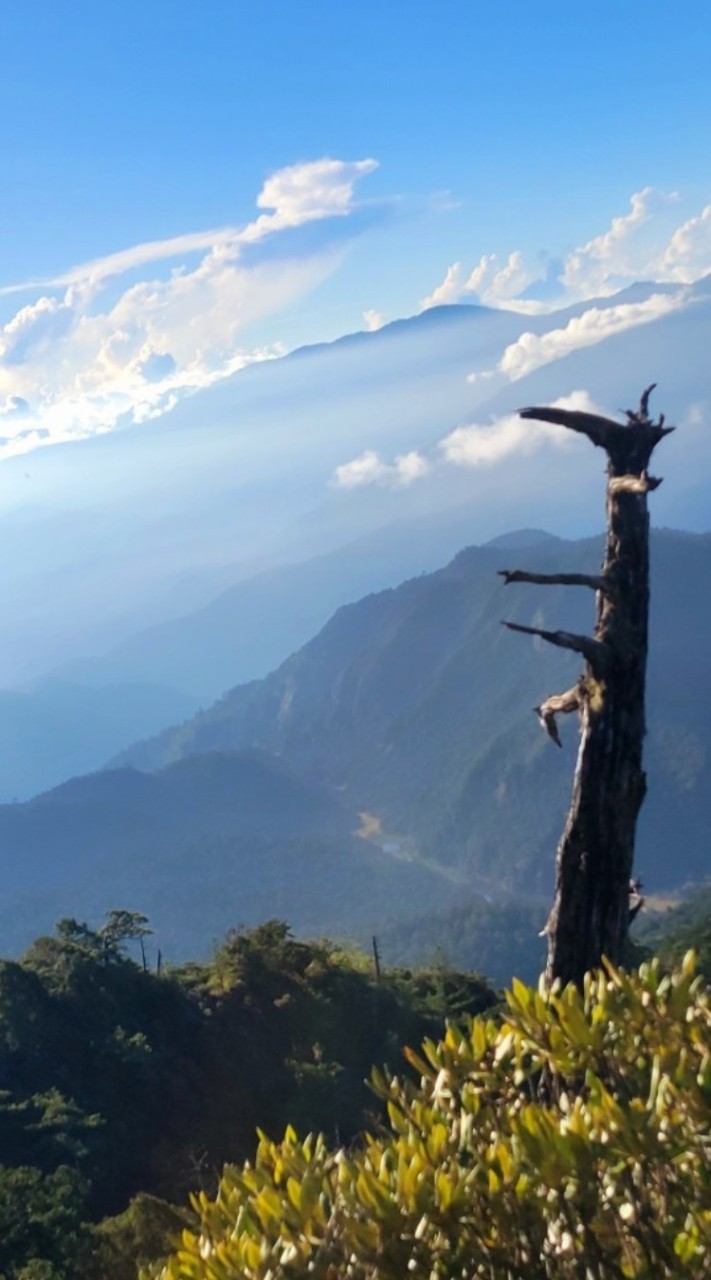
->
[509, 386, 672, 987]
[498, 569, 608, 591]
[520, 384, 674, 478]
[608, 472, 663, 496]
[535, 685, 582, 748]
[501, 620, 611, 674]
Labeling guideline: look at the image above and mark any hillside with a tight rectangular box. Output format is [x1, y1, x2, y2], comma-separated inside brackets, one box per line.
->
[0, 750, 461, 958]
[52, 505, 496, 702]
[0, 918, 496, 1280]
[121, 527, 711, 896]
[1, 526, 707, 963]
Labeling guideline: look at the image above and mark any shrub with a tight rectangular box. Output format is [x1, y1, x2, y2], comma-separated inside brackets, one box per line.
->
[155, 954, 711, 1279]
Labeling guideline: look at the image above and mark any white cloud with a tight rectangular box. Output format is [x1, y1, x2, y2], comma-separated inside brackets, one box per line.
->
[419, 263, 464, 310]
[439, 392, 600, 468]
[249, 158, 378, 236]
[0, 157, 378, 459]
[659, 204, 711, 282]
[0, 395, 30, 418]
[393, 450, 430, 485]
[465, 251, 535, 304]
[0, 228, 240, 297]
[331, 392, 602, 494]
[561, 188, 679, 297]
[417, 186, 711, 316]
[331, 448, 429, 489]
[421, 251, 541, 311]
[363, 308, 385, 331]
[2, 158, 380, 300]
[498, 291, 684, 381]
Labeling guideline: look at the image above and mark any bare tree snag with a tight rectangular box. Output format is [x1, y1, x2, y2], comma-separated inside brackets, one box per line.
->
[502, 385, 673, 987]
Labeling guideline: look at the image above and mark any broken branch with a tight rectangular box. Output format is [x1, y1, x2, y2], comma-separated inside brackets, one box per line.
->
[501, 620, 611, 673]
[625, 383, 659, 426]
[498, 569, 607, 591]
[520, 388, 675, 477]
[535, 685, 581, 748]
[519, 404, 623, 450]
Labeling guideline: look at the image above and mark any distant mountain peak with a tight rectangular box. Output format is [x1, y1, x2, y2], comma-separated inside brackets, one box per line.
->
[484, 529, 561, 550]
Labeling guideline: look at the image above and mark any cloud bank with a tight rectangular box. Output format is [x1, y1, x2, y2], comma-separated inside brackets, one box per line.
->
[331, 392, 601, 490]
[420, 187, 710, 314]
[498, 292, 684, 381]
[0, 158, 378, 459]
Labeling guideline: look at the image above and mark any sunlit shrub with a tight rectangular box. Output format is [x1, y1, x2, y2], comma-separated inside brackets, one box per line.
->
[155, 954, 711, 1279]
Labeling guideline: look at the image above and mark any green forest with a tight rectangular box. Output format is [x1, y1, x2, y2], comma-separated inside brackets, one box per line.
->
[0, 912, 495, 1279]
[1, 902, 709, 1279]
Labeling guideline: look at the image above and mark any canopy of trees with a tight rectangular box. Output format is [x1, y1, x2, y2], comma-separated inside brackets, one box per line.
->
[0, 914, 495, 1279]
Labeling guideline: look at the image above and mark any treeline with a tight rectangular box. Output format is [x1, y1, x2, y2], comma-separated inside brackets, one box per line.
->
[0, 914, 496, 1279]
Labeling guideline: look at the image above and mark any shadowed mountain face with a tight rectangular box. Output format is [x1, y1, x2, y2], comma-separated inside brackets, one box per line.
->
[120, 528, 711, 897]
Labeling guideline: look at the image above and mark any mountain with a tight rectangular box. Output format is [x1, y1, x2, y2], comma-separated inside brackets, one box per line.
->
[120, 528, 711, 898]
[5, 509, 544, 801]
[1, 526, 707, 965]
[0, 678, 199, 802]
[0, 749, 461, 957]
[52, 506, 503, 701]
[2, 278, 709, 690]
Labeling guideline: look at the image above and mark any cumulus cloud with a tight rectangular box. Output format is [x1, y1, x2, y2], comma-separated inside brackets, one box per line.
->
[331, 392, 602, 494]
[0, 395, 30, 418]
[465, 251, 536, 305]
[418, 186, 711, 315]
[363, 308, 385, 331]
[420, 253, 539, 311]
[331, 448, 429, 489]
[0, 157, 378, 459]
[419, 262, 464, 311]
[439, 392, 600, 468]
[498, 292, 684, 381]
[659, 204, 711, 282]
[561, 188, 672, 296]
[248, 158, 378, 237]
[560, 188, 711, 296]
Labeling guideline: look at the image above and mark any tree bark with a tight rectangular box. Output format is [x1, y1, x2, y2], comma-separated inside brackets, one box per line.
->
[502, 386, 673, 987]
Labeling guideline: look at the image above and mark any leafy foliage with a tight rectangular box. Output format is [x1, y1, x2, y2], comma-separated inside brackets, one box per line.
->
[90, 1194, 193, 1280]
[377, 894, 546, 985]
[0, 915, 495, 1279]
[635, 888, 711, 979]
[158, 955, 711, 1280]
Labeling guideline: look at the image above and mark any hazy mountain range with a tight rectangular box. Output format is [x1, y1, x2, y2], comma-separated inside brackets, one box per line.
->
[0, 527, 707, 973]
[2, 279, 709, 800]
[119, 527, 711, 897]
[0, 277, 709, 975]
[2, 278, 709, 698]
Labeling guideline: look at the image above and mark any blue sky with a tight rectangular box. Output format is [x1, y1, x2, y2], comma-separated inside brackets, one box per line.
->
[0, 1, 710, 455]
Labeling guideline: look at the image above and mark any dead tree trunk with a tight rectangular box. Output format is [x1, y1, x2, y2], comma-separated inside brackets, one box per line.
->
[500, 386, 673, 987]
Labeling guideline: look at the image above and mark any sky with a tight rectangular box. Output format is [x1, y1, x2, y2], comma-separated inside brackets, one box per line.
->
[1, 1, 710, 458]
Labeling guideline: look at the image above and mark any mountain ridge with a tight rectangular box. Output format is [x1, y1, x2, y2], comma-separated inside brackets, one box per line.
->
[116, 527, 711, 898]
